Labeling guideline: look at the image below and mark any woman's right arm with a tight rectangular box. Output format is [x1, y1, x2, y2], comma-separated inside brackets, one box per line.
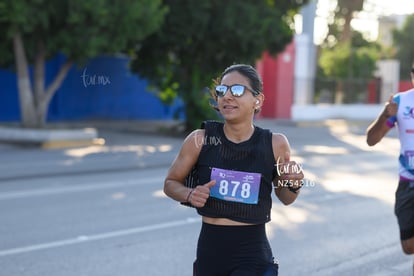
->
[163, 129, 205, 203]
[366, 94, 397, 146]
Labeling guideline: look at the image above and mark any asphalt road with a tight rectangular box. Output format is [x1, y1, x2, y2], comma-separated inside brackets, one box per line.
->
[0, 120, 413, 276]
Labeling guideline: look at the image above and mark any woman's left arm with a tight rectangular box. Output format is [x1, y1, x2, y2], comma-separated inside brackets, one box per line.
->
[271, 133, 304, 205]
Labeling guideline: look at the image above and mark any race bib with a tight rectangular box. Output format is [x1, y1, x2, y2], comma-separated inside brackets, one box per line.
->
[210, 167, 261, 204]
[404, 151, 414, 170]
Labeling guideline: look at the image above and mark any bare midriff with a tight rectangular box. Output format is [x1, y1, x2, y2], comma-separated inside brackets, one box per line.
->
[202, 216, 255, 226]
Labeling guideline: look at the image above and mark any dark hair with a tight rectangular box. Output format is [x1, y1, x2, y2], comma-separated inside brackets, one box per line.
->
[220, 64, 263, 96]
[209, 64, 263, 114]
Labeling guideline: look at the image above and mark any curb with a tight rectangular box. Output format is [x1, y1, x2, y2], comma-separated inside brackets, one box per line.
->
[0, 126, 105, 149]
[41, 138, 105, 149]
[254, 118, 371, 129]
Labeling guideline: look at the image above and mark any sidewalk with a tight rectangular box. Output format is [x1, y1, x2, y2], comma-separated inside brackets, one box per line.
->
[0, 118, 375, 154]
[0, 119, 375, 180]
[0, 118, 372, 143]
[0, 120, 183, 150]
[0, 120, 185, 181]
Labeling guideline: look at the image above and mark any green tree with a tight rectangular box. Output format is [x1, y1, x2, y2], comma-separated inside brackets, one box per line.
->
[318, 31, 381, 103]
[0, 0, 167, 128]
[131, 0, 308, 132]
[319, 32, 380, 79]
[318, 0, 380, 104]
[335, 0, 364, 42]
[393, 14, 414, 80]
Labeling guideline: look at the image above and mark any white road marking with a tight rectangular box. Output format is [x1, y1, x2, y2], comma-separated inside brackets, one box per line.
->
[0, 217, 200, 257]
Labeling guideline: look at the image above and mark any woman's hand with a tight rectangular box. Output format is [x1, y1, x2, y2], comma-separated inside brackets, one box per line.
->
[188, 180, 216, 207]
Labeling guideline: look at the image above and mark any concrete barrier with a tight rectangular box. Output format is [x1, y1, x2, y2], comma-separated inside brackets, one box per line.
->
[0, 126, 105, 148]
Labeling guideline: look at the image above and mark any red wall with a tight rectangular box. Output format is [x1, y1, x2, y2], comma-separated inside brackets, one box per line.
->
[256, 42, 295, 119]
[399, 80, 413, 92]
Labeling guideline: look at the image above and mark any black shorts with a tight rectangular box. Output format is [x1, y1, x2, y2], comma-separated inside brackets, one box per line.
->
[194, 222, 278, 276]
[395, 180, 414, 240]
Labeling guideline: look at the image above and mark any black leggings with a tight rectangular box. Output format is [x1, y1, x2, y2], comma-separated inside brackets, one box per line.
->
[395, 180, 414, 240]
[194, 222, 278, 276]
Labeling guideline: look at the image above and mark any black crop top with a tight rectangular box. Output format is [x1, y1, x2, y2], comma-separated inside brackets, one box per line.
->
[184, 121, 278, 224]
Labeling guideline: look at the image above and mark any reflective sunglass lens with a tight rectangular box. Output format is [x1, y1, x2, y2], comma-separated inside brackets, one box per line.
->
[215, 85, 227, 97]
[215, 85, 247, 97]
[230, 85, 245, 97]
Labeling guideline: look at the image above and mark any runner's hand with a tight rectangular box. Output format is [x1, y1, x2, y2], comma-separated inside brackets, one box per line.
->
[278, 152, 303, 189]
[383, 95, 397, 118]
[189, 180, 216, 207]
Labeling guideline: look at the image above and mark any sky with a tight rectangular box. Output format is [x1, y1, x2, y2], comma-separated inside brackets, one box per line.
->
[311, 0, 414, 44]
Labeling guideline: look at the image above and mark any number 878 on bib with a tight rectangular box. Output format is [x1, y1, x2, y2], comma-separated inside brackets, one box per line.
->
[209, 168, 261, 204]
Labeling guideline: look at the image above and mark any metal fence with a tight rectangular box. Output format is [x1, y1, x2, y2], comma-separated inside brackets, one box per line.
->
[310, 77, 391, 104]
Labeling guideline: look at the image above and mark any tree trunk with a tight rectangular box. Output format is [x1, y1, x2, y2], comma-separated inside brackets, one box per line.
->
[340, 12, 353, 43]
[337, 0, 364, 43]
[13, 32, 73, 128]
[335, 80, 344, 104]
[35, 60, 72, 127]
[13, 32, 37, 128]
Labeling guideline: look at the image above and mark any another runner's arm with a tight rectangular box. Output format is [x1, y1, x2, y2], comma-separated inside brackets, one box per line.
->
[366, 95, 396, 146]
[164, 129, 204, 203]
[272, 133, 303, 205]
[366, 115, 391, 146]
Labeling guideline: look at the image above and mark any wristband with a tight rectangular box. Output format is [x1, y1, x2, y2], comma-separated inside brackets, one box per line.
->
[186, 189, 194, 203]
[381, 113, 390, 119]
[288, 185, 301, 194]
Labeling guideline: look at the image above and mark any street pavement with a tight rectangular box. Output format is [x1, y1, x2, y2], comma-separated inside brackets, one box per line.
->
[0, 119, 371, 180]
[0, 118, 413, 275]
